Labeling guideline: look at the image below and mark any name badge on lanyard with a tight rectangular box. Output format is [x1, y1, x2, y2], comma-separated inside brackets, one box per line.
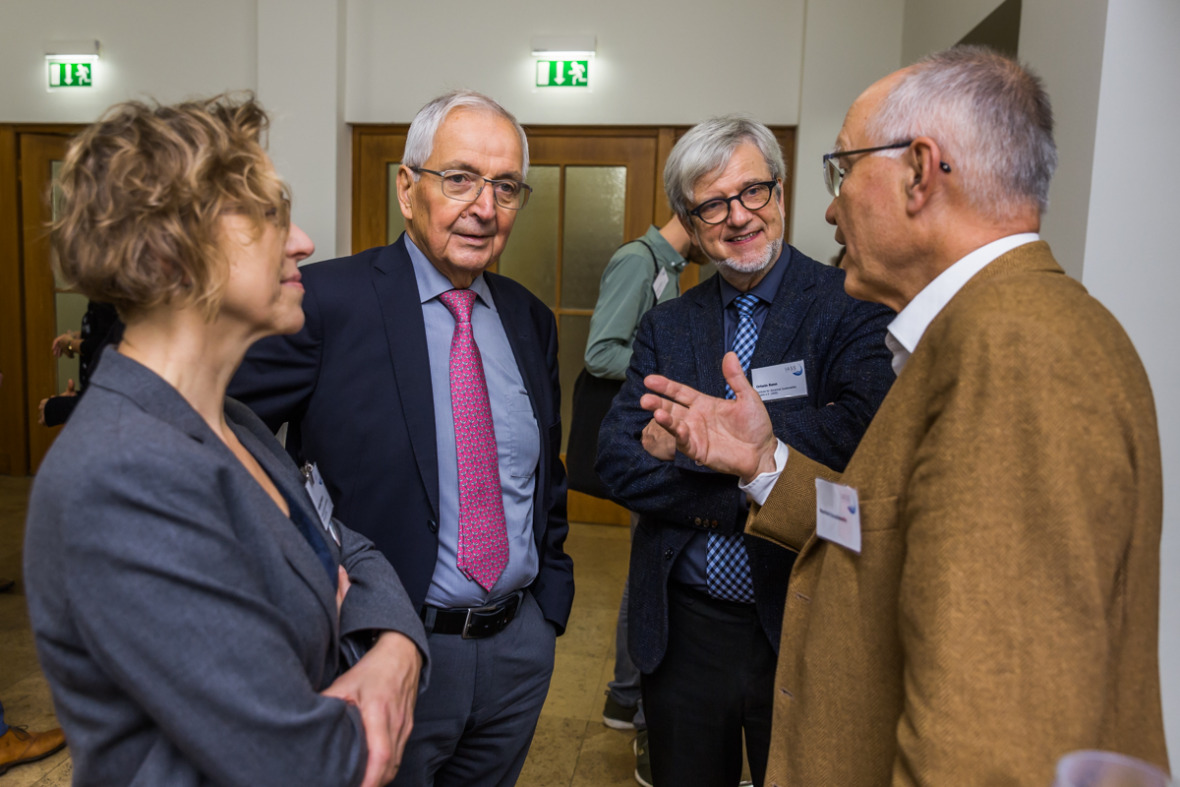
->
[302, 462, 341, 546]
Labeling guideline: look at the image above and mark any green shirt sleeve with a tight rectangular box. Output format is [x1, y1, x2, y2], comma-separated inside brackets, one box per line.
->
[584, 242, 658, 380]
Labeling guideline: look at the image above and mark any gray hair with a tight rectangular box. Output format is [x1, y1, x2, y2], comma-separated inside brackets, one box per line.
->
[868, 45, 1056, 219]
[664, 115, 785, 221]
[402, 89, 529, 178]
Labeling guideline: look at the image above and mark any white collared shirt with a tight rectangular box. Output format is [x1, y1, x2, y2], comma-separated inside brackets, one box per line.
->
[741, 233, 1041, 505]
[885, 233, 1040, 375]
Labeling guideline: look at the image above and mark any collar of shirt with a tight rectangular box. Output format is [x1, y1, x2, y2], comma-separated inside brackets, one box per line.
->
[404, 232, 494, 310]
[886, 233, 1040, 375]
[718, 244, 792, 310]
[642, 224, 689, 274]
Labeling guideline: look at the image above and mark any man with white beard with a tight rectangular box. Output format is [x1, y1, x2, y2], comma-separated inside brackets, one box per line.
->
[596, 116, 895, 787]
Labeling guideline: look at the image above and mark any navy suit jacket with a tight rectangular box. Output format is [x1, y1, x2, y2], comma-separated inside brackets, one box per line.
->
[230, 235, 575, 632]
[596, 246, 895, 672]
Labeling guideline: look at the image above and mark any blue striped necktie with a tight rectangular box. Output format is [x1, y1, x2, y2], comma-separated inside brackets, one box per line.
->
[707, 292, 759, 603]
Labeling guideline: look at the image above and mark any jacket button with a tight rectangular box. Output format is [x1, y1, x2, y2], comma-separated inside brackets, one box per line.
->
[427, 519, 439, 533]
[663, 548, 674, 560]
[694, 517, 702, 526]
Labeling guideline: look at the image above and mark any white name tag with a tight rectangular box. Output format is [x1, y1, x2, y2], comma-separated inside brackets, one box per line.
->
[303, 462, 340, 546]
[751, 360, 808, 402]
[815, 478, 861, 553]
[652, 267, 670, 299]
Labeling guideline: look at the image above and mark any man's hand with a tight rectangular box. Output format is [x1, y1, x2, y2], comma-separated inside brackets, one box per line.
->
[641, 352, 778, 483]
[641, 418, 676, 461]
[322, 630, 422, 787]
[52, 331, 81, 358]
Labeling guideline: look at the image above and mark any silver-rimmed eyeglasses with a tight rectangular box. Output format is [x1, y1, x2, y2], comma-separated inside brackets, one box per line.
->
[687, 180, 779, 225]
[822, 140, 914, 198]
[412, 167, 533, 210]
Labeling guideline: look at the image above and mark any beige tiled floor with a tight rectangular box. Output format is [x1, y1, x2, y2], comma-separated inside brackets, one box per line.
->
[0, 474, 638, 786]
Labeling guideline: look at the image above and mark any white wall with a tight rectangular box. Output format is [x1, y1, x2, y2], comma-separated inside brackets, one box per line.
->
[791, 0, 906, 263]
[0, 0, 257, 122]
[256, 0, 348, 260]
[1078, 0, 1180, 762]
[1020, 0, 1110, 282]
[344, 0, 805, 126]
[901, 0, 999, 64]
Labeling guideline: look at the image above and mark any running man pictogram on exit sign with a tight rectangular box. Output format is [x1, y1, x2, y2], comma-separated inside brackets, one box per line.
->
[535, 60, 589, 88]
[48, 60, 93, 88]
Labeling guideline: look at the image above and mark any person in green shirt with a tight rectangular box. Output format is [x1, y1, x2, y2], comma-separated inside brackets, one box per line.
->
[585, 217, 703, 787]
[585, 219, 702, 380]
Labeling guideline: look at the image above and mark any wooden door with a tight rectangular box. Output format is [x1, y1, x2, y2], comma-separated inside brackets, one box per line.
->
[0, 128, 82, 476]
[21, 134, 84, 473]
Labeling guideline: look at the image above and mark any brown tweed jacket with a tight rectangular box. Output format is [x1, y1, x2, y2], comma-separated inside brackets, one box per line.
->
[750, 242, 1168, 786]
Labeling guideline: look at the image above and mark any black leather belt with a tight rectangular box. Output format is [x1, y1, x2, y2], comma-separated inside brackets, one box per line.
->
[420, 590, 524, 639]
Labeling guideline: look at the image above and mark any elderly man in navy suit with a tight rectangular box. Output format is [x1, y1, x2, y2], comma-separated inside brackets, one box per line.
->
[231, 90, 574, 787]
[596, 116, 894, 787]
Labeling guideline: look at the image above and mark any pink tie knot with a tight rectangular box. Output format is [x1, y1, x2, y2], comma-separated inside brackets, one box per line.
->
[439, 288, 478, 324]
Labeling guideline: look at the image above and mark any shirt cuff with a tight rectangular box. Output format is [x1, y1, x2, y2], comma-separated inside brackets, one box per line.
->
[738, 439, 789, 507]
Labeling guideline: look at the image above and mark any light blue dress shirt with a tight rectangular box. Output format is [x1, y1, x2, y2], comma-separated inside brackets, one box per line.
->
[405, 236, 541, 608]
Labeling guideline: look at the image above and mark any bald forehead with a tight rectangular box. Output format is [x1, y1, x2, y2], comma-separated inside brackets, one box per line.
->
[838, 69, 907, 149]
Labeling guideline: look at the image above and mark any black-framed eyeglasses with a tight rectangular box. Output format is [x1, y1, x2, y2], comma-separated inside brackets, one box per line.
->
[822, 141, 914, 198]
[412, 167, 533, 210]
[687, 180, 779, 225]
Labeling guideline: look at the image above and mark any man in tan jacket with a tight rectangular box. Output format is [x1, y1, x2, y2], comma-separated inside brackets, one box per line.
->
[638, 46, 1169, 786]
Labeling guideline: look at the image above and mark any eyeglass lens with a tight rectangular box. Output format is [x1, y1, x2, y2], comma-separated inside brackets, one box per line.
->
[421, 168, 530, 209]
[696, 182, 774, 224]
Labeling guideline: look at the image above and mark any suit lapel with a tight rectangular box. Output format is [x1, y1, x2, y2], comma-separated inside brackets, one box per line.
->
[233, 419, 338, 624]
[685, 277, 729, 397]
[97, 351, 339, 624]
[371, 237, 441, 520]
[749, 248, 817, 370]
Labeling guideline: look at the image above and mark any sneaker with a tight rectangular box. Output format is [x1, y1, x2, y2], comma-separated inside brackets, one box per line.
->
[602, 693, 638, 730]
[633, 730, 653, 787]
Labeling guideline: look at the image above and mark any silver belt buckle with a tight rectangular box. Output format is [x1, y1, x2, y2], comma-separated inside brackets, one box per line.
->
[461, 602, 499, 639]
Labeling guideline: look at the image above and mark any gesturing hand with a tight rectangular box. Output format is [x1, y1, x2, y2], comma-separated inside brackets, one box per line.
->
[640, 352, 778, 483]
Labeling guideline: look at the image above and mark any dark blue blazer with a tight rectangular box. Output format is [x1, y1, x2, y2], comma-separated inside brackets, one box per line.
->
[230, 235, 575, 632]
[596, 246, 895, 672]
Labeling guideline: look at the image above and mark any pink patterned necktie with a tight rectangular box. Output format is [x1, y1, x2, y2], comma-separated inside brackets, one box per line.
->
[439, 288, 509, 591]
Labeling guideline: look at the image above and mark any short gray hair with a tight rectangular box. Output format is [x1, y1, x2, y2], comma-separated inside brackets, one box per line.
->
[868, 45, 1056, 220]
[664, 115, 785, 221]
[402, 89, 529, 178]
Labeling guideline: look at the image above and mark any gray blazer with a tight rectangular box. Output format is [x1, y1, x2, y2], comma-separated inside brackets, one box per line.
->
[24, 349, 429, 787]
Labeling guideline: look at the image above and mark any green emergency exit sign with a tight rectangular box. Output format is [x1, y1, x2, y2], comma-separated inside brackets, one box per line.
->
[48, 60, 93, 88]
[535, 60, 589, 88]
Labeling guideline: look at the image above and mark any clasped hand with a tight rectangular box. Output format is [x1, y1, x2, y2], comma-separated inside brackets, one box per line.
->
[324, 566, 422, 787]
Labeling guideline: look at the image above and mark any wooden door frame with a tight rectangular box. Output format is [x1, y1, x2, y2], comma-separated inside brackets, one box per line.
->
[352, 124, 795, 253]
[0, 124, 83, 476]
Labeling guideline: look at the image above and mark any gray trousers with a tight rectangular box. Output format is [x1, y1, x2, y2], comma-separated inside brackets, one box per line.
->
[606, 511, 645, 728]
[393, 591, 556, 787]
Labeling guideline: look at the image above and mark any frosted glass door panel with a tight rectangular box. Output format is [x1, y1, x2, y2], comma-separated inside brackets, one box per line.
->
[561, 166, 625, 310]
[498, 166, 559, 308]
